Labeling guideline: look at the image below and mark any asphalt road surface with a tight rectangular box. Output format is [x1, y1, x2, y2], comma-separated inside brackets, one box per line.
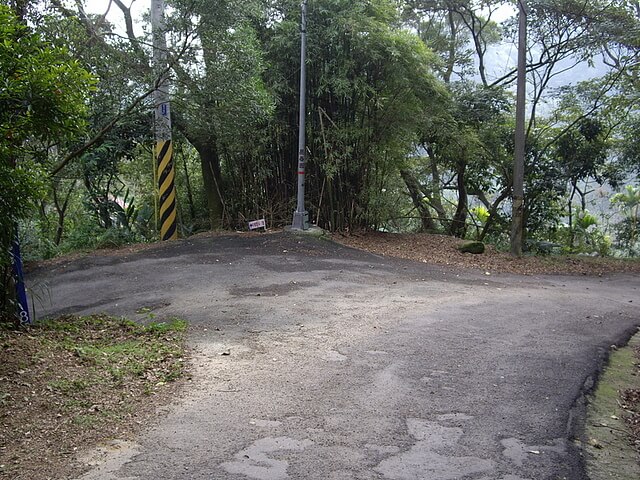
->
[29, 233, 640, 480]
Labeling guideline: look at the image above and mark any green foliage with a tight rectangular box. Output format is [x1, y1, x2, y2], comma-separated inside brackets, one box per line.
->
[167, 0, 273, 229]
[144, 319, 188, 334]
[613, 218, 639, 256]
[611, 185, 640, 256]
[572, 211, 611, 255]
[404, 80, 513, 239]
[617, 117, 640, 183]
[403, 0, 504, 84]
[591, 230, 613, 257]
[0, 4, 93, 319]
[2, 0, 640, 269]
[58, 316, 187, 382]
[575, 210, 598, 231]
[258, 0, 447, 230]
[0, 160, 47, 236]
[556, 118, 609, 185]
[93, 228, 141, 250]
[0, 4, 92, 245]
[0, 8, 93, 150]
[540, 211, 612, 257]
[612, 185, 640, 213]
[37, 314, 187, 381]
[470, 206, 490, 224]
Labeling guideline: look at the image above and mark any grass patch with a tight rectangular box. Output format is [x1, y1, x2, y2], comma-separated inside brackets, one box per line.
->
[584, 333, 640, 480]
[0, 314, 188, 480]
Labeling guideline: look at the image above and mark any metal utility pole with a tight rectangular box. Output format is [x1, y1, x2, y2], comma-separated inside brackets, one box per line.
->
[152, 0, 178, 240]
[292, 0, 309, 230]
[510, 0, 527, 257]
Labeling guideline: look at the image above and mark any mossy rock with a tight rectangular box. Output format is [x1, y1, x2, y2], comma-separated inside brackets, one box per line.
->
[457, 240, 485, 254]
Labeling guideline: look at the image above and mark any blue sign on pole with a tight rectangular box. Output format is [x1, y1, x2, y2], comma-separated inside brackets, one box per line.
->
[10, 231, 31, 326]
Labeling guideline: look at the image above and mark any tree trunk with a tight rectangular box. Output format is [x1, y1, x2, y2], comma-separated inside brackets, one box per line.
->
[443, 9, 457, 84]
[479, 188, 510, 241]
[52, 180, 76, 246]
[449, 161, 468, 238]
[400, 169, 436, 231]
[180, 147, 196, 221]
[427, 148, 447, 227]
[194, 142, 224, 230]
[568, 182, 577, 249]
[173, 110, 224, 230]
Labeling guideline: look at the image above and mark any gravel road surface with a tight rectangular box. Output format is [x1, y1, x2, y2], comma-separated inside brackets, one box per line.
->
[29, 233, 640, 480]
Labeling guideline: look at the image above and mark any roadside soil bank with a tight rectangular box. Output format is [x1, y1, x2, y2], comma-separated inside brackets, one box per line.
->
[332, 231, 640, 275]
[581, 331, 640, 479]
[0, 316, 188, 480]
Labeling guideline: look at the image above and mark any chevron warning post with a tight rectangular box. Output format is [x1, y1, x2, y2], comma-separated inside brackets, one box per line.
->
[152, 0, 177, 241]
[156, 139, 177, 241]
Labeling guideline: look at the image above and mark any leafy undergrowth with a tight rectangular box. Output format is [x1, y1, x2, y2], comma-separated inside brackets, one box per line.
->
[334, 232, 640, 275]
[0, 315, 187, 480]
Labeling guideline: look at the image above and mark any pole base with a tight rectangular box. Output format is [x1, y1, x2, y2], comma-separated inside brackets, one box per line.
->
[291, 211, 309, 230]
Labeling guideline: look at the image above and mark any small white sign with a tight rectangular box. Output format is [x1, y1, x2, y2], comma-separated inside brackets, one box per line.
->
[248, 219, 267, 230]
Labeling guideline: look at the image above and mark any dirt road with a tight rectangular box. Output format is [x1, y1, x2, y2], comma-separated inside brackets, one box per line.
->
[29, 233, 640, 480]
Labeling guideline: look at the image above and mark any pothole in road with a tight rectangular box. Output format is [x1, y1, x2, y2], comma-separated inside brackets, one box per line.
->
[220, 437, 314, 480]
[373, 419, 495, 480]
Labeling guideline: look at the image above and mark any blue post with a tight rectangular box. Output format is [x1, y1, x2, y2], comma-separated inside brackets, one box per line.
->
[10, 230, 31, 326]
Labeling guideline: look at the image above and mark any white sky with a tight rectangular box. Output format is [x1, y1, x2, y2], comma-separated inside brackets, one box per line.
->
[84, 0, 147, 36]
[82, 0, 603, 92]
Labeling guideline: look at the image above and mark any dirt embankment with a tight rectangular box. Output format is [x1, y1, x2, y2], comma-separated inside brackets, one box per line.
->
[333, 232, 640, 276]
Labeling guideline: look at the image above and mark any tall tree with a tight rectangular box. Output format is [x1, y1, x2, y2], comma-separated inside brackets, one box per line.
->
[0, 4, 93, 319]
[169, 0, 272, 229]
[399, 1, 511, 237]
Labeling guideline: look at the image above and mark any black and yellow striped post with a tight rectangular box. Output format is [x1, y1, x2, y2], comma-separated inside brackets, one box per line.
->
[152, 0, 177, 241]
[156, 139, 177, 240]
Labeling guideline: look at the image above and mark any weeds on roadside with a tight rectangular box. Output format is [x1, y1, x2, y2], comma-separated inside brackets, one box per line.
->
[0, 314, 188, 479]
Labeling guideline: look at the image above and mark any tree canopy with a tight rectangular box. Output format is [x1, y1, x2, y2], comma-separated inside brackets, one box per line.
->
[2, 0, 640, 319]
